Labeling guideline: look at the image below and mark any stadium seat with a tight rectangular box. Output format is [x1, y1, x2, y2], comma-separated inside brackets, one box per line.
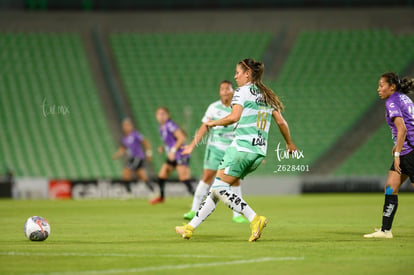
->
[0, 32, 122, 178]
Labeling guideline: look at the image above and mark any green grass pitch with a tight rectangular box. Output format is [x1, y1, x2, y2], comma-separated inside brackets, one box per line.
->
[1, 194, 413, 274]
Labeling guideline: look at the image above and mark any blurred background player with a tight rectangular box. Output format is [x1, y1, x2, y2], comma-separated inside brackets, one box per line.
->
[182, 80, 249, 223]
[150, 107, 195, 204]
[176, 58, 298, 241]
[112, 118, 154, 192]
[364, 73, 414, 239]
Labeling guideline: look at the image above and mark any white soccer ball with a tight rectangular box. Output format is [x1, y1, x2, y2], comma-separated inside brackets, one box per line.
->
[24, 216, 51, 241]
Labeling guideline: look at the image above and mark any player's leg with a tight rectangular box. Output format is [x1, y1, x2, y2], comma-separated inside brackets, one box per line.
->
[177, 164, 194, 195]
[211, 170, 267, 242]
[136, 167, 154, 192]
[365, 151, 414, 238]
[183, 170, 266, 242]
[231, 180, 249, 223]
[364, 171, 407, 238]
[183, 169, 215, 220]
[212, 149, 267, 241]
[381, 172, 406, 231]
[176, 188, 219, 239]
[176, 171, 237, 239]
[210, 171, 257, 221]
[197, 146, 247, 222]
[177, 148, 267, 241]
[150, 163, 173, 204]
[184, 146, 220, 220]
[122, 167, 133, 181]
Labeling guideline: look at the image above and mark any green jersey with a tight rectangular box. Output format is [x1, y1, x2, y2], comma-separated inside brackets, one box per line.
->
[202, 100, 235, 152]
[230, 83, 274, 156]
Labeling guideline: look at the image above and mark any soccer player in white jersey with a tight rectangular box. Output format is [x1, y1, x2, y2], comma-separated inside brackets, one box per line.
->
[176, 58, 298, 242]
[182, 80, 248, 224]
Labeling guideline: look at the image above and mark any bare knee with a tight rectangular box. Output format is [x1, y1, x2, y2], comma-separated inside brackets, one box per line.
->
[215, 169, 239, 185]
[177, 167, 191, 181]
[384, 178, 401, 195]
[122, 168, 132, 180]
[137, 169, 148, 182]
[232, 179, 241, 187]
[202, 170, 216, 184]
[158, 164, 172, 179]
[384, 171, 407, 195]
[384, 184, 399, 195]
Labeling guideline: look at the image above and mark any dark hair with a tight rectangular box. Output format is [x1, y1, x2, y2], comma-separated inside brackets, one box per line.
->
[381, 72, 414, 94]
[156, 106, 170, 114]
[239, 58, 284, 111]
[220, 80, 233, 89]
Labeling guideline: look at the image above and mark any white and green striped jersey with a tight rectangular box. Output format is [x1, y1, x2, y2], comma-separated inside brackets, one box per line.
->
[201, 100, 235, 152]
[230, 83, 275, 156]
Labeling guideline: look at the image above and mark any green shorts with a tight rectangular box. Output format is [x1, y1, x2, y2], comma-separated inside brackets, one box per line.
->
[203, 146, 225, 171]
[218, 146, 265, 179]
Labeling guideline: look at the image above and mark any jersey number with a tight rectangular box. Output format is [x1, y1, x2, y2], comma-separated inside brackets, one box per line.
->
[257, 111, 268, 131]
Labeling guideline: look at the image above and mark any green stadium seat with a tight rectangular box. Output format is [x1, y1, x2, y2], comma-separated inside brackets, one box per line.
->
[0, 32, 122, 178]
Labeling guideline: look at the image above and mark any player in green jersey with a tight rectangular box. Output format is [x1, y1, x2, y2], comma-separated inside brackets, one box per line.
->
[182, 80, 248, 224]
[176, 58, 297, 242]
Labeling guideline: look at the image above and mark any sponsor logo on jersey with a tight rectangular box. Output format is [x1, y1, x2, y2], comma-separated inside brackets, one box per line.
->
[252, 131, 266, 146]
[255, 97, 267, 107]
[249, 87, 259, 96]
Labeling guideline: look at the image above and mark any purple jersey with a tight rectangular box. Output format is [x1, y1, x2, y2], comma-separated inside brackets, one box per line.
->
[122, 130, 145, 159]
[159, 119, 185, 160]
[385, 92, 414, 156]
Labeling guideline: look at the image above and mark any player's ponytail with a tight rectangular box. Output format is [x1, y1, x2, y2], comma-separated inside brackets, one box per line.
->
[239, 58, 284, 111]
[400, 77, 414, 94]
[381, 72, 414, 94]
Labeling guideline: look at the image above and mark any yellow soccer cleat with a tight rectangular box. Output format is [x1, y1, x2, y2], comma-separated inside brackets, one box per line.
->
[364, 228, 393, 239]
[249, 215, 268, 242]
[175, 224, 194, 240]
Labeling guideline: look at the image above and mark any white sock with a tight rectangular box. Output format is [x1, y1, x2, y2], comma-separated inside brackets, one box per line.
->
[191, 180, 211, 212]
[231, 185, 242, 218]
[211, 178, 256, 222]
[188, 193, 217, 229]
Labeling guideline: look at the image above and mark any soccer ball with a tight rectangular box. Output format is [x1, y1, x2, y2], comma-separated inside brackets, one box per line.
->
[24, 216, 51, 241]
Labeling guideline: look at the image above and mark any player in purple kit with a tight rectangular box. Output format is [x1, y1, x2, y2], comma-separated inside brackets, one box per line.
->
[150, 107, 194, 205]
[364, 72, 414, 239]
[113, 118, 154, 191]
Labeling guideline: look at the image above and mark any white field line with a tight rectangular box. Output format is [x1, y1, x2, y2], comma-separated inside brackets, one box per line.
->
[30, 257, 305, 275]
[1, 251, 237, 258]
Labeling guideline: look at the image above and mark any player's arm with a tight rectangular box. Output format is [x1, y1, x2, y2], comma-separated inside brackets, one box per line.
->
[113, 146, 126, 160]
[141, 138, 153, 161]
[272, 110, 297, 152]
[168, 128, 187, 160]
[392, 117, 407, 174]
[172, 128, 187, 150]
[392, 117, 407, 155]
[205, 104, 243, 127]
[182, 124, 208, 155]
